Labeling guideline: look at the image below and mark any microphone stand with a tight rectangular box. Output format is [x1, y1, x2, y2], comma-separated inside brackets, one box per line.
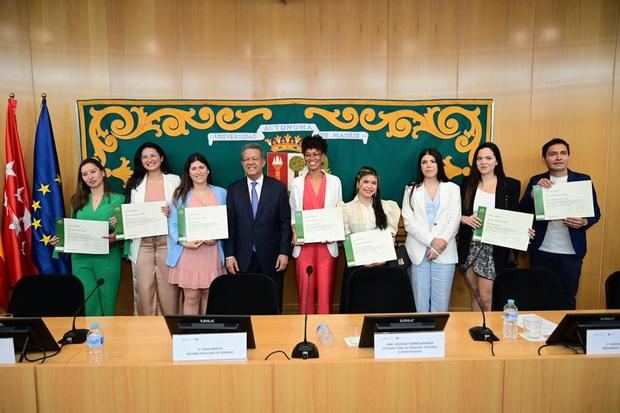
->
[462, 273, 498, 342]
[292, 266, 319, 359]
[59, 278, 105, 345]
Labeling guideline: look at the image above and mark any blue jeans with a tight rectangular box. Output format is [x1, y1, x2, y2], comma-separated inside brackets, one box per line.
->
[409, 258, 455, 312]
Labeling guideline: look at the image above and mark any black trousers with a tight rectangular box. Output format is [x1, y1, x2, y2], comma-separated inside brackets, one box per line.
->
[247, 252, 284, 313]
[531, 250, 583, 310]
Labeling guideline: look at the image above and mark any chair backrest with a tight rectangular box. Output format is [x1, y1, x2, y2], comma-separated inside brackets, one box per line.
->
[8, 274, 85, 317]
[345, 267, 416, 314]
[605, 271, 620, 309]
[491, 268, 568, 311]
[206, 273, 280, 315]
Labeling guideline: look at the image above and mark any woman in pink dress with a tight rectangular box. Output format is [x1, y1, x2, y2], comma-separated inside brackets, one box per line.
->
[289, 135, 343, 314]
[167, 153, 227, 314]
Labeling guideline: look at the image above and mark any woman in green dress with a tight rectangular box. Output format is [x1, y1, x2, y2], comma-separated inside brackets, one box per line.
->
[52, 158, 124, 315]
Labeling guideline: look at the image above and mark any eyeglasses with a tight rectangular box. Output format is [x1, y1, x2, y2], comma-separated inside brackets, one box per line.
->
[304, 152, 323, 159]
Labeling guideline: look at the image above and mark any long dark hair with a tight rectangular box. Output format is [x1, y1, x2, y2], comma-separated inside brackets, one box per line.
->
[125, 142, 171, 202]
[71, 157, 111, 215]
[463, 142, 506, 209]
[411, 147, 449, 188]
[408, 147, 449, 211]
[172, 152, 213, 206]
[354, 166, 388, 230]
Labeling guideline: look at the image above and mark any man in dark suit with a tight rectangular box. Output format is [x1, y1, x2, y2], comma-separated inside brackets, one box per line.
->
[224, 143, 292, 311]
[519, 138, 601, 309]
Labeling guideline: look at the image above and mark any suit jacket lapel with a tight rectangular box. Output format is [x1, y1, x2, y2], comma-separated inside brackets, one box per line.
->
[240, 179, 254, 222]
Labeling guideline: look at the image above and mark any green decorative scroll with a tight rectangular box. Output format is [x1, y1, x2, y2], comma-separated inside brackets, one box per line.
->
[77, 98, 493, 204]
[305, 105, 483, 165]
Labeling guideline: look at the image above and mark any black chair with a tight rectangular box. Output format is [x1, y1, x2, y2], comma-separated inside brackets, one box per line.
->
[605, 271, 620, 309]
[8, 274, 85, 317]
[345, 266, 416, 314]
[206, 273, 280, 315]
[491, 268, 568, 311]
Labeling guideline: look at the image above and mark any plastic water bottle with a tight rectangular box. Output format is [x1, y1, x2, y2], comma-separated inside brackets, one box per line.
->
[503, 299, 519, 339]
[316, 323, 334, 346]
[86, 322, 104, 362]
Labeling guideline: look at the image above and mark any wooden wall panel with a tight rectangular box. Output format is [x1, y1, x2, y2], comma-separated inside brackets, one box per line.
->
[309, 0, 388, 98]
[106, 0, 183, 98]
[0, 365, 37, 413]
[454, 0, 536, 309]
[529, 0, 618, 308]
[28, 0, 111, 202]
[601, 10, 620, 305]
[182, 0, 253, 99]
[0, 0, 618, 311]
[0, 0, 36, 188]
[251, 0, 387, 99]
[457, 0, 535, 176]
[387, 0, 459, 99]
[251, 0, 316, 98]
[274, 360, 504, 413]
[504, 358, 620, 413]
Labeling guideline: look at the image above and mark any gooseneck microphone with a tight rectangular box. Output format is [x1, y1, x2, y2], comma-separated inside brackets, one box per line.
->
[461, 274, 498, 342]
[292, 266, 319, 359]
[59, 278, 105, 345]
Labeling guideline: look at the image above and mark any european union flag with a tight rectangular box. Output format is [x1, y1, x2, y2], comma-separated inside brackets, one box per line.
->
[32, 97, 70, 274]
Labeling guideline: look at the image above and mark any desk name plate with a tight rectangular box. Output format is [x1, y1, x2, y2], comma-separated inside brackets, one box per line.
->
[586, 329, 620, 355]
[0, 338, 15, 364]
[172, 333, 247, 361]
[374, 331, 446, 359]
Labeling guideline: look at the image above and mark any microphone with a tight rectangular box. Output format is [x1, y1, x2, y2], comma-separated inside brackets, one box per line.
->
[292, 266, 319, 359]
[461, 273, 498, 342]
[59, 278, 105, 345]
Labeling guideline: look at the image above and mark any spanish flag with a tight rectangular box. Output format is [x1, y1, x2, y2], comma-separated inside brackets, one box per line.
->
[0, 237, 7, 310]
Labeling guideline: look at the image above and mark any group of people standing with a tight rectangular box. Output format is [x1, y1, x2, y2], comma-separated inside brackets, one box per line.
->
[51, 135, 600, 316]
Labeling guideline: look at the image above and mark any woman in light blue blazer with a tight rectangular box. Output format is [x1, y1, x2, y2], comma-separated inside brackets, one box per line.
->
[167, 153, 226, 315]
[402, 148, 461, 312]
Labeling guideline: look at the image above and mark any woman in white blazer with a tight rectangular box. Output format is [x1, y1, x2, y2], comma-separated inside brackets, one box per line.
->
[125, 142, 181, 316]
[402, 148, 461, 312]
[289, 135, 343, 314]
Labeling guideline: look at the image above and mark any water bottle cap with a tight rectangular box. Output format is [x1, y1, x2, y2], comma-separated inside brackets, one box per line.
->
[91, 322, 100, 329]
[507, 299, 515, 305]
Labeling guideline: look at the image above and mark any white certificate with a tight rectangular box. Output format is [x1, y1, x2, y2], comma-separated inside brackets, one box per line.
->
[533, 180, 594, 221]
[63, 218, 109, 255]
[179, 205, 228, 242]
[480, 208, 533, 251]
[120, 201, 168, 239]
[344, 229, 396, 267]
[294, 207, 345, 244]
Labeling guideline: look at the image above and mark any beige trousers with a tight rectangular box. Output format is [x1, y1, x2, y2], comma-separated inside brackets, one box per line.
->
[133, 235, 180, 315]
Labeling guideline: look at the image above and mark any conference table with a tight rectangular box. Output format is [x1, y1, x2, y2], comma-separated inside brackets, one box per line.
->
[1, 311, 619, 413]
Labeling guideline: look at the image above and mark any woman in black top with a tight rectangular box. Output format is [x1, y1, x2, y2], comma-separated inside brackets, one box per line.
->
[457, 142, 520, 311]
